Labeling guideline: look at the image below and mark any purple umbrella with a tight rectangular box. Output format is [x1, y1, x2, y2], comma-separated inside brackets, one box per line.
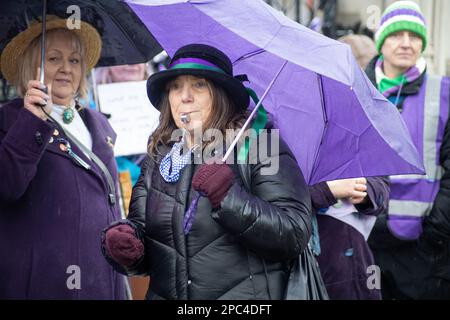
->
[126, 0, 424, 184]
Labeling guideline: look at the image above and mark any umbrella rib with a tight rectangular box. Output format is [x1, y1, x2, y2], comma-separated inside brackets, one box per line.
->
[318, 75, 327, 125]
[309, 74, 328, 183]
[233, 21, 283, 65]
[233, 49, 266, 65]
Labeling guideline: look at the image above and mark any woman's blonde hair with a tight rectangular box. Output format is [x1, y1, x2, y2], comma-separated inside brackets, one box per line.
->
[16, 28, 88, 100]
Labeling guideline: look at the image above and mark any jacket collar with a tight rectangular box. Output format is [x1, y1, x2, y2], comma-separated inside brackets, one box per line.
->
[366, 55, 425, 97]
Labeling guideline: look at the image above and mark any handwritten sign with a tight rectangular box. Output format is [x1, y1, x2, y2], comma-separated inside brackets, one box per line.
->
[97, 81, 160, 156]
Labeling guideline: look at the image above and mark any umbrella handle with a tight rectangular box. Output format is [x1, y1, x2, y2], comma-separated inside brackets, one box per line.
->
[222, 60, 287, 163]
[39, 0, 47, 86]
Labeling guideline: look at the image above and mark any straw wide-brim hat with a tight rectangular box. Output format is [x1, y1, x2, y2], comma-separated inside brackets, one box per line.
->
[0, 15, 102, 84]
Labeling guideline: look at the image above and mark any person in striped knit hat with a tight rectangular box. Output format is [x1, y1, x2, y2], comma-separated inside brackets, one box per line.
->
[374, 0, 427, 107]
[365, 1, 450, 299]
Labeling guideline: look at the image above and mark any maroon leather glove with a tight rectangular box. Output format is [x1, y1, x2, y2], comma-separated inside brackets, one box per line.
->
[192, 163, 234, 208]
[104, 224, 144, 267]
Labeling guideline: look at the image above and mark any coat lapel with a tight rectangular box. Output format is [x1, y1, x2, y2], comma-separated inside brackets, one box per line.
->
[81, 110, 115, 163]
[47, 107, 117, 185]
[78, 108, 117, 181]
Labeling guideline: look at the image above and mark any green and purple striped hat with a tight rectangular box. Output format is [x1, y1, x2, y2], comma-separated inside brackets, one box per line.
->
[375, 1, 427, 53]
[147, 43, 249, 111]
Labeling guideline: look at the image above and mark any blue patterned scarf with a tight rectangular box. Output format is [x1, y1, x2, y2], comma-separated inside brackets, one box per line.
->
[159, 140, 193, 183]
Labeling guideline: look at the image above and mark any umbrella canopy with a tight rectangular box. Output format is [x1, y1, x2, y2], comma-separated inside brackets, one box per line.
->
[126, 0, 424, 185]
[0, 0, 163, 70]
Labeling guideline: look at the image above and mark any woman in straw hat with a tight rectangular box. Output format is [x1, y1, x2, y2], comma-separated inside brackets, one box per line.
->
[100, 43, 313, 300]
[0, 16, 126, 299]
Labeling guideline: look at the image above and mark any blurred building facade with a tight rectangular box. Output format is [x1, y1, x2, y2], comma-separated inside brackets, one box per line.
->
[264, 0, 450, 76]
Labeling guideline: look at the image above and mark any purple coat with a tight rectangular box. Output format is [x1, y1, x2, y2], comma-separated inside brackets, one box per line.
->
[0, 99, 126, 299]
[309, 177, 389, 300]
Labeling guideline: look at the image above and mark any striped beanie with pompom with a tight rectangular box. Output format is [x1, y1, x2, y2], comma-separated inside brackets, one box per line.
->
[375, 1, 427, 53]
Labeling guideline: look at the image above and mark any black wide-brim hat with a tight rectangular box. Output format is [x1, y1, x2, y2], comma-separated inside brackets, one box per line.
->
[147, 44, 249, 112]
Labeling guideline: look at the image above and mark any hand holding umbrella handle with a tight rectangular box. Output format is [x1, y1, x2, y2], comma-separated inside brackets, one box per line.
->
[24, 69, 53, 121]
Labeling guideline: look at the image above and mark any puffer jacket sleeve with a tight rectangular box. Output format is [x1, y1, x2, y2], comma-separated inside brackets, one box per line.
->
[115, 155, 154, 276]
[423, 117, 450, 243]
[127, 155, 152, 230]
[212, 135, 312, 261]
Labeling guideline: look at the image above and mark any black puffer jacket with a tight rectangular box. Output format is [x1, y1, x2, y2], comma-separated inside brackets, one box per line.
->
[123, 134, 312, 300]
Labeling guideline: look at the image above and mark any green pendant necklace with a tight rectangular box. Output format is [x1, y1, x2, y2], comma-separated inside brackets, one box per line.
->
[62, 107, 75, 124]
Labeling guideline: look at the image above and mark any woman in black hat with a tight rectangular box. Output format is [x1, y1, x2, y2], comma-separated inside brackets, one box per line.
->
[101, 44, 312, 300]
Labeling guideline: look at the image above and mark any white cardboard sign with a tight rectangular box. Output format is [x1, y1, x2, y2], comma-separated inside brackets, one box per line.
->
[97, 81, 160, 156]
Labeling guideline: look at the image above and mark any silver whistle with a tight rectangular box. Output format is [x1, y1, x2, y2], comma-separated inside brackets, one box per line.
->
[180, 113, 190, 124]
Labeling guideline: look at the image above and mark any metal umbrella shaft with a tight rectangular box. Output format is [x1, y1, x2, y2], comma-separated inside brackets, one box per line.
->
[39, 0, 47, 86]
[222, 60, 287, 162]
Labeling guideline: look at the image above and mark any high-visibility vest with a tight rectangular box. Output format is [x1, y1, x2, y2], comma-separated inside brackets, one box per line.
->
[388, 75, 450, 240]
